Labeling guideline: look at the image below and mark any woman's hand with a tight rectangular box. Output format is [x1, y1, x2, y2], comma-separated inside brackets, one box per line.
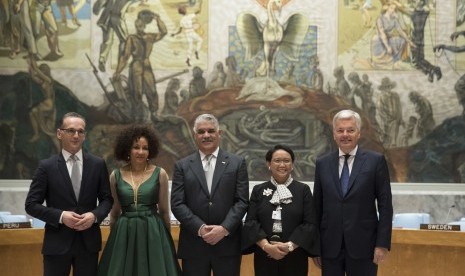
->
[265, 242, 288, 260]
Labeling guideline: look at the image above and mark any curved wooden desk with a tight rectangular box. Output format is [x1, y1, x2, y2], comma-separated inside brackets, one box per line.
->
[1, 227, 465, 276]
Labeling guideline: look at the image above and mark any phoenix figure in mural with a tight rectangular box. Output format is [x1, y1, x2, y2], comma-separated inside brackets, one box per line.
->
[235, 0, 309, 105]
[236, 0, 309, 77]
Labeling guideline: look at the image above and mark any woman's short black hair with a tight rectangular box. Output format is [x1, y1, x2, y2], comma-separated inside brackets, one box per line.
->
[265, 144, 295, 162]
[113, 124, 160, 161]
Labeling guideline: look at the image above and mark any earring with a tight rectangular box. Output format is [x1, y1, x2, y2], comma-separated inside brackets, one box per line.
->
[268, 167, 271, 170]
[127, 155, 130, 160]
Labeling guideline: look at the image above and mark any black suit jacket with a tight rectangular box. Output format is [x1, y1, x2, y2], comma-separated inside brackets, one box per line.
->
[242, 180, 320, 257]
[313, 148, 393, 259]
[171, 148, 249, 259]
[25, 152, 113, 255]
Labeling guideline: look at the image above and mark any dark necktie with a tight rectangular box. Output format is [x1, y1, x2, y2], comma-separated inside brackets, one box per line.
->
[70, 155, 81, 199]
[340, 154, 350, 197]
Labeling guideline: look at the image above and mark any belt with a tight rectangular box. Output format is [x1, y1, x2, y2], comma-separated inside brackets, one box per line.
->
[121, 210, 155, 218]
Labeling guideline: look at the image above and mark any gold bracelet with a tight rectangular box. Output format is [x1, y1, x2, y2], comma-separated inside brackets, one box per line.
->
[262, 242, 269, 251]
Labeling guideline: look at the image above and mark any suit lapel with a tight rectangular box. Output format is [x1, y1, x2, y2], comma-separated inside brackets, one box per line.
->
[80, 153, 90, 202]
[210, 149, 227, 196]
[188, 153, 210, 195]
[347, 150, 367, 195]
[57, 153, 78, 202]
[330, 152, 344, 198]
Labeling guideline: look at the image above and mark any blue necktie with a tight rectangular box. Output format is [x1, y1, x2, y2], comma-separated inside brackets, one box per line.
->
[340, 154, 350, 197]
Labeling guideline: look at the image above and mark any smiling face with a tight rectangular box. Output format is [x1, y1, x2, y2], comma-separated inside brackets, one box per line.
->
[333, 117, 361, 154]
[57, 116, 86, 155]
[267, 149, 293, 184]
[194, 121, 221, 155]
[130, 136, 149, 166]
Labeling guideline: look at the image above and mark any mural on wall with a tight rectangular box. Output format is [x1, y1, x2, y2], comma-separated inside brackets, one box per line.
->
[340, 0, 441, 82]
[1, 0, 465, 183]
[0, 0, 91, 68]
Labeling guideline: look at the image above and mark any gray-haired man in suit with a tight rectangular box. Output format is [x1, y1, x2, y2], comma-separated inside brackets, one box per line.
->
[171, 113, 249, 276]
[313, 109, 393, 276]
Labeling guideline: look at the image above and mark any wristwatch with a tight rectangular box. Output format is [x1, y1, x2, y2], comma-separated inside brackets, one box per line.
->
[287, 242, 294, 252]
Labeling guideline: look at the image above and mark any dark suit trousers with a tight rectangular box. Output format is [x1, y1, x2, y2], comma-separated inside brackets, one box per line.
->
[43, 232, 98, 276]
[254, 249, 308, 276]
[181, 255, 241, 276]
[322, 248, 377, 276]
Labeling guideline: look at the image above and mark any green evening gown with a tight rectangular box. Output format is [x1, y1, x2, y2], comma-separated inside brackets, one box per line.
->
[97, 167, 181, 276]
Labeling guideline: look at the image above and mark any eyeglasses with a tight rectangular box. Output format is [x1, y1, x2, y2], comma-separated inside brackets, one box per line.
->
[60, 128, 86, 136]
[271, 159, 292, 165]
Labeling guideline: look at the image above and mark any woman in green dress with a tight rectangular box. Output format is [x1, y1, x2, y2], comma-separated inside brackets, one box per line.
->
[98, 124, 181, 276]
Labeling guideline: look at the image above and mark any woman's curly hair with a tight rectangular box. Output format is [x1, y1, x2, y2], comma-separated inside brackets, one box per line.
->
[113, 124, 160, 161]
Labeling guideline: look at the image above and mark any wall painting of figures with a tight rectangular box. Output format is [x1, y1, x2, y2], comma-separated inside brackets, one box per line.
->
[1, 0, 465, 184]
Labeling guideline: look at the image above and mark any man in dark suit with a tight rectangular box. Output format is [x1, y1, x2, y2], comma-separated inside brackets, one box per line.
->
[171, 113, 249, 276]
[312, 109, 393, 276]
[25, 112, 113, 276]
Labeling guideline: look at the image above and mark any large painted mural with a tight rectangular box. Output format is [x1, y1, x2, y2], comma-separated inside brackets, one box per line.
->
[1, 0, 465, 183]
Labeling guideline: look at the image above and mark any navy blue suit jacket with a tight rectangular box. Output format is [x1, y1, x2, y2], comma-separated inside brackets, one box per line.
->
[25, 152, 113, 255]
[313, 148, 393, 259]
[171, 148, 249, 259]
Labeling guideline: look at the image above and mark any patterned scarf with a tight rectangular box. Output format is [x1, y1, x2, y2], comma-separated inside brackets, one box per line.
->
[269, 176, 293, 205]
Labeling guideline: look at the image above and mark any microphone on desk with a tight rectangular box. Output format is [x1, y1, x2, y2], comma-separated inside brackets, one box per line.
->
[444, 204, 456, 224]
[419, 204, 460, 231]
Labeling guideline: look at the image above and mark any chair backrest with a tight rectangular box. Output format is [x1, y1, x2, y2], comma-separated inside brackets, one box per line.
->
[393, 213, 431, 229]
[31, 217, 46, 228]
[0, 214, 28, 223]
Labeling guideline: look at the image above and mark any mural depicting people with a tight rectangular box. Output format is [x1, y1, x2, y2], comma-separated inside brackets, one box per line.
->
[162, 78, 180, 115]
[434, 29, 465, 115]
[206, 61, 226, 91]
[224, 56, 243, 87]
[360, 0, 373, 27]
[408, 90, 435, 138]
[189, 66, 207, 98]
[401, 116, 418, 146]
[310, 56, 324, 91]
[171, 0, 203, 67]
[1, 0, 465, 187]
[370, 2, 415, 69]
[407, 0, 441, 82]
[26, 54, 57, 149]
[348, 72, 381, 135]
[93, 0, 131, 72]
[332, 66, 354, 105]
[113, 10, 167, 121]
[377, 77, 404, 147]
[57, 0, 81, 27]
[32, 0, 63, 58]
[9, 0, 40, 59]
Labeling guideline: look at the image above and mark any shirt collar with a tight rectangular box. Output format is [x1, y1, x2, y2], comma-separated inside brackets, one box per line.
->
[199, 147, 219, 160]
[62, 149, 83, 162]
[338, 145, 358, 157]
